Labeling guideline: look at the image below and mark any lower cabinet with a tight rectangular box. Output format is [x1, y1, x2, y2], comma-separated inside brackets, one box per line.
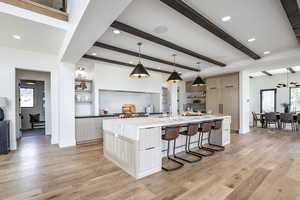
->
[75, 117, 106, 144]
[103, 127, 162, 179]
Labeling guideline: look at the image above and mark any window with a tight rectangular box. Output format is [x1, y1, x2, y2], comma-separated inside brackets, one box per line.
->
[290, 87, 300, 112]
[20, 88, 34, 108]
[260, 89, 276, 113]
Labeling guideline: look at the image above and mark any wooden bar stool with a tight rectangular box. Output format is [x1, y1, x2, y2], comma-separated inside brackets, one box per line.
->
[209, 120, 225, 151]
[174, 124, 202, 163]
[198, 122, 215, 156]
[162, 127, 184, 171]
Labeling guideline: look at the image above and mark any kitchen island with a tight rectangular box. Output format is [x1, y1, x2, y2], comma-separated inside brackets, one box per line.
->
[103, 115, 231, 179]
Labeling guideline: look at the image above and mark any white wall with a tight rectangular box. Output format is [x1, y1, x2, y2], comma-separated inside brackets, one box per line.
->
[0, 47, 75, 149]
[239, 71, 250, 134]
[91, 61, 166, 115]
[99, 90, 160, 113]
[250, 72, 300, 123]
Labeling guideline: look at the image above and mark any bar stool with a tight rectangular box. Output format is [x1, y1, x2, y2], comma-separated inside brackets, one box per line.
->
[198, 122, 215, 156]
[174, 124, 202, 163]
[208, 120, 225, 151]
[162, 127, 184, 171]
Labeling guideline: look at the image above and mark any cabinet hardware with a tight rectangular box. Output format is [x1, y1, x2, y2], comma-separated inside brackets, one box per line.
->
[209, 87, 217, 90]
[225, 85, 234, 88]
[145, 147, 155, 150]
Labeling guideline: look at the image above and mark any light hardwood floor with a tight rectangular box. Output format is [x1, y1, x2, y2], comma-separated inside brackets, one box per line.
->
[1, 128, 300, 200]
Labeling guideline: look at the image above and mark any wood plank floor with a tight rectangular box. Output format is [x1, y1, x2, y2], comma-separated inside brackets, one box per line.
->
[1, 128, 300, 200]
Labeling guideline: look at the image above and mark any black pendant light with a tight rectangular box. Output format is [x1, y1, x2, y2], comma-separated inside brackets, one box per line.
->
[167, 54, 183, 83]
[129, 42, 150, 78]
[192, 62, 206, 87]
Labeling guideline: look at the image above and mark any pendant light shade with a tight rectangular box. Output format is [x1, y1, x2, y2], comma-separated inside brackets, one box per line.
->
[167, 71, 183, 83]
[192, 62, 206, 87]
[167, 54, 183, 83]
[130, 63, 150, 78]
[129, 42, 150, 78]
[192, 76, 206, 86]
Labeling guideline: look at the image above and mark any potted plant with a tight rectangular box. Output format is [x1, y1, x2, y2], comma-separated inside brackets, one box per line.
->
[281, 103, 290, 113]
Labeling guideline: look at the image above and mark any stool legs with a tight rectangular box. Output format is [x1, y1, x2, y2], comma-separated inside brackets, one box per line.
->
[162, 139, 184, 171]
[197, 132, 214, 156]
[174, 135, 202, 163]
[201, 130, 225, 152]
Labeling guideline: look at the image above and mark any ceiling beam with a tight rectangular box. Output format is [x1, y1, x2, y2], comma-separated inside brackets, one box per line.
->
[160, 0, 261, 60]
[249, 76, 254, 79]
[280, 0, 300, 44]
[287, 67, 296, 73]
[94, 42, 199, 72]
[111, 21, 226, 67]
[262, 71, 272, 76]
[83, 54, 171, 74]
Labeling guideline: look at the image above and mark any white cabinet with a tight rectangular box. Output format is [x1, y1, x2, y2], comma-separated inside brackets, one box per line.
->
[75, 117, 105, 144]
[104, 127, 162, 179]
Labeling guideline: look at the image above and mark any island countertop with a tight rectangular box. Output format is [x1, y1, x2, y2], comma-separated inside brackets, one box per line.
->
[102, 114, 231, 179]
[103, 115, 231, 140]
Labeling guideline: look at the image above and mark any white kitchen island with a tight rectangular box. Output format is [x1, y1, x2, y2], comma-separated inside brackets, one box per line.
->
[103, 115, 231, 179]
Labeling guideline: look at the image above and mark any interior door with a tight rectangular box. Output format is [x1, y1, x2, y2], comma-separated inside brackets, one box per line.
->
[16, 80, 22, 138]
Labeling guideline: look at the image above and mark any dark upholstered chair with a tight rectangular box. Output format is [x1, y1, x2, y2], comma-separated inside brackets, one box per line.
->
[29, 114, 45, 129]
[280, 113, 296, 131]
[264, 113, 279, 128]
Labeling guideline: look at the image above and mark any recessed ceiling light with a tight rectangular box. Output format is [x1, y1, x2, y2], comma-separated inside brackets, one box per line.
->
[12, 34, 21, 40]
[113, 29, 121, 34]
[248, 38, 256, 42]
[92, 53, 97, 56]
[221, 16, 231, 22]
[129, 61, 133, 64]
[158, 67, 161, 69]
[264, 51, 271, 55]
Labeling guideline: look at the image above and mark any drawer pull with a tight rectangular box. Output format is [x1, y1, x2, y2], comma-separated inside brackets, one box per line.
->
[145, 147, 155, 150]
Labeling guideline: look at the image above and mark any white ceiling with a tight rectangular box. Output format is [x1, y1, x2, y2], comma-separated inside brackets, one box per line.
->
[86, 0, 299, 76]
[0, 12, 66, 54]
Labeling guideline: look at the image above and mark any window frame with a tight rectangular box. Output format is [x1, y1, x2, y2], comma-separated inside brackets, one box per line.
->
[20, 87, 35, 108]
[289, 87, 300, 112]
[260, 89, 277, 113]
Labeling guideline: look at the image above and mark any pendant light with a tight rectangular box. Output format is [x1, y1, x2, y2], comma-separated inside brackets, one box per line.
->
[276, 70, 300, 88]
[192, 62, 206, 87]
[129, 42, 150, 78]
[167, 54, 183, 83]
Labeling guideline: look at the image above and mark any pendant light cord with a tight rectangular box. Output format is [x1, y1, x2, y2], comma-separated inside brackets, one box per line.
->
[172, 54, 176, 70]
[138, 42, 142, 64]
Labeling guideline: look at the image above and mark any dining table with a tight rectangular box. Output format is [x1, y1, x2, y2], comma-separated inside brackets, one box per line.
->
[256, 112, 298, 128]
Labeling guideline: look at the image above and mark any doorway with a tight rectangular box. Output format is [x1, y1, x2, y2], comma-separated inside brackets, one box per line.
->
[15, 69, 51, 144]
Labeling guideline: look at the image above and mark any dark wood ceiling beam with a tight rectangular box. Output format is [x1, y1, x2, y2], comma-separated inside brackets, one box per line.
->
[281, 0, 300, 44]
[160, 0, 261, 60]
[287, 67, 296, 73]
[111, 21, 226, 67]
[83, 54, 171, 74]
[94, 42, 199, 72]
[262, 71, 272, 76]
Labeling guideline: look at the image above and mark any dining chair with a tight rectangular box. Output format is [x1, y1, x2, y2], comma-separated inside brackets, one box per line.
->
[252, 112, 261, 127]
[265, 112, 279, 128]
[280, 113, 296, 131]
[297, 113, 300, 131]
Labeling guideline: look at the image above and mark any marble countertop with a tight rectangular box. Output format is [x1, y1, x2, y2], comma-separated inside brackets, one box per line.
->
[103, 115, 231, 140]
